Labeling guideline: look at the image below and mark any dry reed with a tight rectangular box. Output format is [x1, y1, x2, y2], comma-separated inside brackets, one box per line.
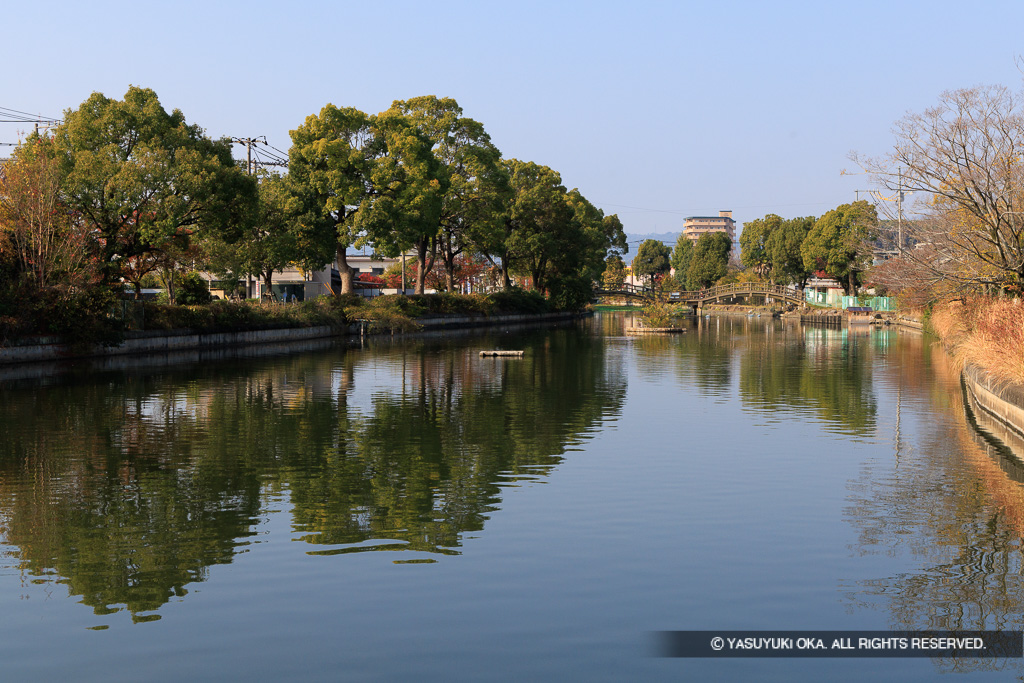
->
[932, 297, 1024, 387]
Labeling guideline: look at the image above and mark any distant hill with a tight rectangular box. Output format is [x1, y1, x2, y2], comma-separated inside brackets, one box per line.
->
[624, 231, 681, 250]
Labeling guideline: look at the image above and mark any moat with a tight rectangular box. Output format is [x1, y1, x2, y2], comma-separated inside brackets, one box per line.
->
[1, 313, 1022, 681]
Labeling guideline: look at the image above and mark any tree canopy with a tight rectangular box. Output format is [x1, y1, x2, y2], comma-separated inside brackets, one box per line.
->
[355, 108, 447, 294]
[288, 104, 375, 295]
[632, 239, 671, 287]
[740, 214, 782, 276]
[387, 96, 508, 292]
[801, 200, 877, 295]
[687, 232, 731, 289]
[51, 86, 257, 286]
[766, 216, 814, 287]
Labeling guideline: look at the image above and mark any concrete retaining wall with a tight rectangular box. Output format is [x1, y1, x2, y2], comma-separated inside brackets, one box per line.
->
[963, 364, 1024, 442]
[0, 311, 585, 366]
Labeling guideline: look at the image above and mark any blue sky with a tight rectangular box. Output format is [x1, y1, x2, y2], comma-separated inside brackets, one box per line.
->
[4, 0, 1023, 238]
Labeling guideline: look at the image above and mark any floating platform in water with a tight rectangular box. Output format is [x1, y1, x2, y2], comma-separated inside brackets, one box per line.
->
[624, 326, 685, 334]
[479, 350, 525, 357]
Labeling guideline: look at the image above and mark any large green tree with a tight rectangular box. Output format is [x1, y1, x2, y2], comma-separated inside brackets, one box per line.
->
[50, 86, 256, 287]
[766, 216, 815, 287]
[288, 105, 374, 295]
[671, 234, 694, 289]
[496, 159, 574, 292]
[551, 189, 626, 308]
[632, 239, 671, 287]
[801, 200, 877, 295]
[354, 109, 447, 295]
[387, 96, 508, 292]
[687, 231, 731, 288]
[740, 214, 782, 276]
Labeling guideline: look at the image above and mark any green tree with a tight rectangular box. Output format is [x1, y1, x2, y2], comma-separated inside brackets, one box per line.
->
[387, 97, 509, 292]
[602, 214, 628, 260]
[547, 189, 623, 308]
[207, 173, 294, 295]
[498, 159, 575, 292]
[632, 239, 671, 287]
[51, 86, 257, 288]
[602, 254, 627, 289]
[671, 235, 694, 289]
[740, 214, 782, 277]
[801, 200, 877, 295]
[288, 104, 374, 295]
[687, 232, 731, 288]
[766, 216, 814, 286]
[175, 271, 212, 305]
[354, 109, 448, 295]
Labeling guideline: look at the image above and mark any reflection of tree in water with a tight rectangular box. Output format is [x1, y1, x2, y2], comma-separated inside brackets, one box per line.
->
[0, 325, 625, 619]
[843, 344, 1024, 674]
[290, 327, 626, 554]
[665, 316, 737, 396]
[737, 323, 878, 434]
[0, 372, 267, 621]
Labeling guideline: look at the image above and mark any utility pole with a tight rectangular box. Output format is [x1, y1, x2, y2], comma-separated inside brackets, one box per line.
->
[230, 136, 262, 176]
[230, 136, 261, 299]
[897, 167, 904, 255]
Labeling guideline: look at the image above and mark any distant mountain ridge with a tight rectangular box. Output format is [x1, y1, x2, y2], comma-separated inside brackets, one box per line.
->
[624, 231, 681, 249]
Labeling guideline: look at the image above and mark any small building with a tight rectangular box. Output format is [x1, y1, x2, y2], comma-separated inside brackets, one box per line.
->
[804, 276, 844, 307]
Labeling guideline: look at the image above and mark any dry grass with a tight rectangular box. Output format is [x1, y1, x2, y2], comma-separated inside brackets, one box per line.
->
[932, 297, 1024, 386]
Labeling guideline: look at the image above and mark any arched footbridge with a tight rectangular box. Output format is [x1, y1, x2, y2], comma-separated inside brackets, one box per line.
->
[595, 282, 805, 309]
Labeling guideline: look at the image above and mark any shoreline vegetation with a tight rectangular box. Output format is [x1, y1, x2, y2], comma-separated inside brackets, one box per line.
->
[0, 88, 628, 351]
[0, 289, 559, 349]
[930, 298, 1024, 389]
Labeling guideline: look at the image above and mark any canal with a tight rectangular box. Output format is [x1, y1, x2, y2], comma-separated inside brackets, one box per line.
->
[1, 312, 1022, 681]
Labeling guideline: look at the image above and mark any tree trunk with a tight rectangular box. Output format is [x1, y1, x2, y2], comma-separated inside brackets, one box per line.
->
[336, 245, 354, 295]
[415, 238, 428, 295]
[263, 271, 274, 300]
[445, 252, 456, 292]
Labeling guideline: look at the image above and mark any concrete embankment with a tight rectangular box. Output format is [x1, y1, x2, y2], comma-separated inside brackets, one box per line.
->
[0, 310, 585, 366]
[962, 364, 1024, 447]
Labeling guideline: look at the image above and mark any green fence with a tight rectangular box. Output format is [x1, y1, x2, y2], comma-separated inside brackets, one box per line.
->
[840, 295, 895, 311]
[803, 291, 896, 311]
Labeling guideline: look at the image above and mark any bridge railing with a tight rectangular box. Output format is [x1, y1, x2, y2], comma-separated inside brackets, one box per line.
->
[676, 283, 804, 302]
[596, 281, 804, 303]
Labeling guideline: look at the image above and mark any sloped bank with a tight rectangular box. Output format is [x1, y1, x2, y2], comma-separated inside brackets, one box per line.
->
[0, 311, 586, 366]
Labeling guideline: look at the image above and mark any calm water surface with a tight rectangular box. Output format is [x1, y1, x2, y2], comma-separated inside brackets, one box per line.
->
[2, 313, 1023, 681]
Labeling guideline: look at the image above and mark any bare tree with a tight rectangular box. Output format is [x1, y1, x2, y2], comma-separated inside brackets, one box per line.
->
[855, 85, 1024, 295]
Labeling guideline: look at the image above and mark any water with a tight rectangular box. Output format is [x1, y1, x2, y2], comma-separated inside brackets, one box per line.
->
[1, 313, 1022, 681]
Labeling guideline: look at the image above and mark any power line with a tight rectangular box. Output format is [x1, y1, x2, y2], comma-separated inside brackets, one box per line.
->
[230, 135, 288, 173]
[595, 199, 841, 217]
[0, 106, 61, 125]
